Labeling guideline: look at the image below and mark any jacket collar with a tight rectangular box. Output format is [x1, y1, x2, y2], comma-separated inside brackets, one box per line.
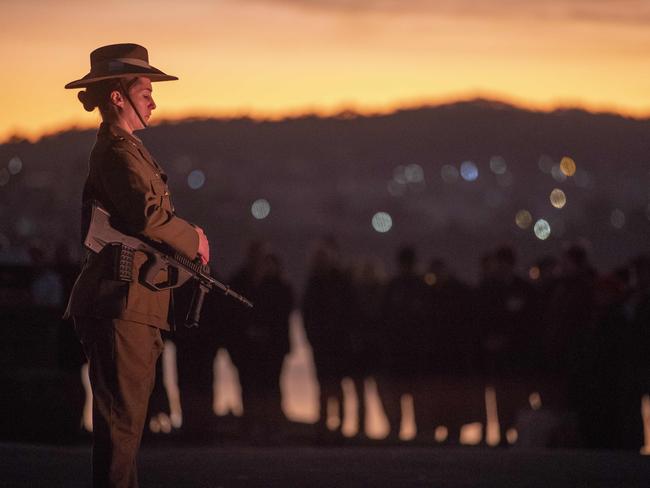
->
[98, 122, 143, 147]
[98, 122, 165, 174]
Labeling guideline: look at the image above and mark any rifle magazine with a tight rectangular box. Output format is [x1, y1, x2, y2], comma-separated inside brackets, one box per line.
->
[112, 243, 135, 282]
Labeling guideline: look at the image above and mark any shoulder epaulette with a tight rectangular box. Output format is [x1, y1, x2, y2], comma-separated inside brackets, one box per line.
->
[112, 135, 139, 149]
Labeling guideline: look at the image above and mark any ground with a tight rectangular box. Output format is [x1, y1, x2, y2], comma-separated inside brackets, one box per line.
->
[2, 443, 649, 488]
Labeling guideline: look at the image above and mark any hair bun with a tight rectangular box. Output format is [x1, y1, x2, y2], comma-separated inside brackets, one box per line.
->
[78, 90, 97, 112]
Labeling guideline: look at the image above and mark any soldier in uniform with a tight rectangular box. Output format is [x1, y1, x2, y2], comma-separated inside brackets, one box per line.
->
[63, 44, 210, 487]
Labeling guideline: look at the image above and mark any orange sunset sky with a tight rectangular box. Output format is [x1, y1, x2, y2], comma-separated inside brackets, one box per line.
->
[1, 0, 650, 142]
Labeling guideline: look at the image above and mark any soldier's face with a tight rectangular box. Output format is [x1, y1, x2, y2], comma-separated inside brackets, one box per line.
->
[124, 77, 156, 130]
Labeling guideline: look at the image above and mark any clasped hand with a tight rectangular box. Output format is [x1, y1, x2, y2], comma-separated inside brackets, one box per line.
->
[194, 226, 210, 265]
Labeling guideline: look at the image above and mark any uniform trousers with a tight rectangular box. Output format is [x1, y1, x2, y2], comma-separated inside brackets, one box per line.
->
[74, 317, 164, 488]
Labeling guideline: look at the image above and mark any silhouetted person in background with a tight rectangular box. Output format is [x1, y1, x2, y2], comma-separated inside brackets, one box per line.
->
[529, 255, 561, 376]
[477, 245, 536, 444]
[581, 266, 631, 449]
[525, 254, 563, 442]
[235, 252, 293, 442]
[47, 242, 89, 439]
[530, 256, 559, 301]
[55, 241, 86, 373]
[379, 245, 428, 440]
[349, 257, 387, 438]
[604, 255, 650, 450]
[627, 256, 650, 449]
[303, 238, 353, 439]
[217, 241, 269, 438]
[173, 279, 224, 439]
[54, 242, 80, 302]
[28, 245, 64, 308]
[543, 244, 597, 446]
[425, 258, 482, 444]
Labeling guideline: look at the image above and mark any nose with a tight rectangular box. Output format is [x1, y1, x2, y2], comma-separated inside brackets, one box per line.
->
[150, 97, 156, 111]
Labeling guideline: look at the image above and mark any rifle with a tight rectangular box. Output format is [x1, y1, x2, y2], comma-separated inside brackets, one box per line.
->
[83, 202, 253, 327]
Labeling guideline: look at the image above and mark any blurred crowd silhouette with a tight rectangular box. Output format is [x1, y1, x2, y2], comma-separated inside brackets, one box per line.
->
[1, 238, 649, 450]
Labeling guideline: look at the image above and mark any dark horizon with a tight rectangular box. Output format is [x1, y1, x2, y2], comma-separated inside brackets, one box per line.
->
[5, 96, 650, 146]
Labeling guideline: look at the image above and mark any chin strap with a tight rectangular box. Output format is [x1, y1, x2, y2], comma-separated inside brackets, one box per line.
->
[119, 78, 147, 129]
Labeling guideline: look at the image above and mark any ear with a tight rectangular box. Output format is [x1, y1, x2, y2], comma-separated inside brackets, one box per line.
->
[109, 89, 125, 108]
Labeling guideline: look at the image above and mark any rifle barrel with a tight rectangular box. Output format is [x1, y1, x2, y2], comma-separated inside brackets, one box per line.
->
[206, 276, 253, 308]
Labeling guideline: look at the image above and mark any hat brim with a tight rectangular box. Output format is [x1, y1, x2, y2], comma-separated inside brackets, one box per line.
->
[65, 64, 178, 89]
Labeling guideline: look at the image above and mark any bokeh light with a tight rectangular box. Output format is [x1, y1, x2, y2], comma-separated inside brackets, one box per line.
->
[372, 212, 393, 233]
[424, 272, 437, 286]
[560, 156, 577, 176]
[529, 392, 543, 410]
[187, 169, 205, 190]
[551, 165, 567, 182]
[515, 210, 533, 229]
[549, 188, 567, 209]
[387, 180, 406, 197]
[460, 161, 479, 182]
[538, 155, 554, 174]
[404, 164, 424, 183]
[489, 156, 507, 175]
[393, 165, 407, 184]
[610, 209, 625, 229]
[440, 165, 459, 184]
[529, 266, 540, 280]
[149, 417, 161, 434]
[434, 426, 448, 443]
[506, 428, 518, 445]
[251, 199, 271, 219]
[534, 219, 551, 240]
[8, 156, 23, 175]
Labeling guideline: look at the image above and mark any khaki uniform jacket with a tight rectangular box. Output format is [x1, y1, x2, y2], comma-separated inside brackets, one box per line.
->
[64, 122, 199, 329]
